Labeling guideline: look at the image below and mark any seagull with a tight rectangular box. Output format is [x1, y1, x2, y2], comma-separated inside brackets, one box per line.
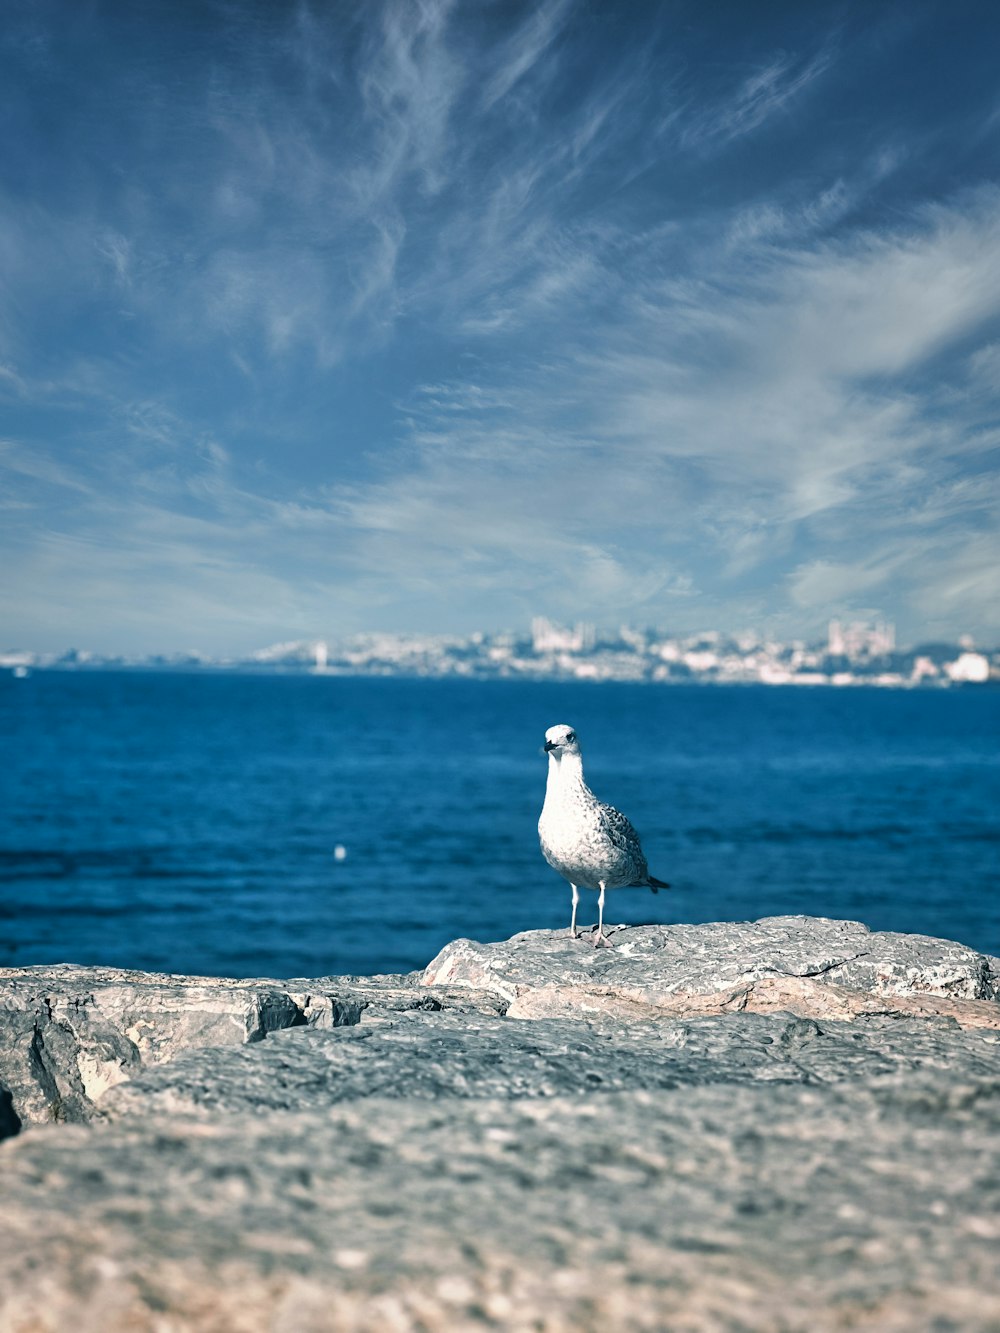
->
[538, 723, 670, 947]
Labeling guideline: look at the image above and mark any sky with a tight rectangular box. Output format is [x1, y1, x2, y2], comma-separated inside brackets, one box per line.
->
[2, 0, 999, 655]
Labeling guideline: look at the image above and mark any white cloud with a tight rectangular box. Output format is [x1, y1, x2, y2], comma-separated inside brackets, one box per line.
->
[680, 47, 833, 150]
[788, 556, 897, 609]
[480, 0, 573, 110]
[968, 341, 1000, 392]
[2, 2, 999, 648]
[318, 187, 1000, 638]
[354, 0, 463, 202]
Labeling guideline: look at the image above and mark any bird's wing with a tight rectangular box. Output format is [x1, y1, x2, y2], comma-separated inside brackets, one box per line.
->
[596, 802, 649, 880]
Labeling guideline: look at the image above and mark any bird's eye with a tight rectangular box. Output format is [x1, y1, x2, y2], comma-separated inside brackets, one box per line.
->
[567, 732, 576, 742]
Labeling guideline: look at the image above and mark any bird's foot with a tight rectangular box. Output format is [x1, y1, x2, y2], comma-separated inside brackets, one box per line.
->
[568, 927, 580, 940]
[590, 924, 624, 948]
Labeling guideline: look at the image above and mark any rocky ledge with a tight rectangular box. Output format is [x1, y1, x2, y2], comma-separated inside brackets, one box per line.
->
[1, 916, 998, 1332]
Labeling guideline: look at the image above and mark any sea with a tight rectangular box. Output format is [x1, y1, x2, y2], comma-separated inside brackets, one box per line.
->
[1, 672, 997, 978]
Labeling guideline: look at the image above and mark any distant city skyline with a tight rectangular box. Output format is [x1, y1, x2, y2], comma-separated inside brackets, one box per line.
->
[2, 2, 999, 654]
[2, 610, 998, 663]
[4, 617, 997, 692]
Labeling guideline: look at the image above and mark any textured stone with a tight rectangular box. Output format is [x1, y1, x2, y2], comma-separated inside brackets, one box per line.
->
[98, 1008, 1000, 1120]
[0, 964, 503, 1131]
[423, 916, 1000, 1008]
[505, 973, 1000, 1028]
[1, 1082, 999, 1332]
[1, 918, 999, 1332]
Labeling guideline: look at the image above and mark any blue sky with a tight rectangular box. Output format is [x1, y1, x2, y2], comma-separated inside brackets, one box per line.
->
[2, 0, 999, 654]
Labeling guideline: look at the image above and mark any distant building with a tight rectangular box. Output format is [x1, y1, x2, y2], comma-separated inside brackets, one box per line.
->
[251, 639, 317, 664]
[945, 652, 990, 684]
[618, 624, 648, 653]
[911, 656, 940, 683]
[531, 617, 596, 654]
[24, 619, 997, 688]
[683, 650, 718, 674]
[828, 619, 895, 660]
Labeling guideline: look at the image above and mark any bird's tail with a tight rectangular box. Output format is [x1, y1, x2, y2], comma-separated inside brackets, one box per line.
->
[646, 876, 671, 893]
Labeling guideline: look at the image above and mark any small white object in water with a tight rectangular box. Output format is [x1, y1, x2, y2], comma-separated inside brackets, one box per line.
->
[538, 723, 670, 947]
[333, 844, 347, 861]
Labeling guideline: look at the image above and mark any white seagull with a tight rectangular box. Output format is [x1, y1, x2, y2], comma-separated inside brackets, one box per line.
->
[538, 723, 670, 947]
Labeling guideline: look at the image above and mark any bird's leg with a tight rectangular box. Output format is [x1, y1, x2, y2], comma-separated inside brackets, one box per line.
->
[593, 882, 613, 948]
[569, 883, 580, 939]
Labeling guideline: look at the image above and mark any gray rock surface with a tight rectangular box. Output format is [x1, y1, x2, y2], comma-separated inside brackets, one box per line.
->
[2, 1084, 999, 1332]
[99, 1008, 1000, 1120]
[1, 917, 999, 1331]
[424, 914, 1000, 1014]
[0, 963, 503, 1131]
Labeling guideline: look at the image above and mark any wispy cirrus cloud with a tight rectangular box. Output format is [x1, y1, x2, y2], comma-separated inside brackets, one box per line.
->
[2, 0, 999, 652]
[680, 46, 834, 150]
[480, 0, 573, 110]
[322, 186, 1000, 636]
[353, 0, 463, 202]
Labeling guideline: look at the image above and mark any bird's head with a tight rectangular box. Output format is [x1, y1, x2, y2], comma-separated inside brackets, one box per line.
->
[543, 723, 581, 759]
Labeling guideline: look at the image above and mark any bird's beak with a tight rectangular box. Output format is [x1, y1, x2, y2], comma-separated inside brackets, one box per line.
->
[543, 739, 556, 752]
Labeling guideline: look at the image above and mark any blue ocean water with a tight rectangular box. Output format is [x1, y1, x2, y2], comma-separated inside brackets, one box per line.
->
[0, 672, 997, 978]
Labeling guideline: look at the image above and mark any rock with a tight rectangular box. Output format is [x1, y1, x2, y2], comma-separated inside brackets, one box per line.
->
[0, 965, 308, 1132]
[0, 964, 503, 1131]
[423, 915, 1000, 1011]
[505, 974, 1000, 1029]
[1, 917, 999, 1331]
[2, 1083, 999, 1331]
[97, 1008, 1000, 1120]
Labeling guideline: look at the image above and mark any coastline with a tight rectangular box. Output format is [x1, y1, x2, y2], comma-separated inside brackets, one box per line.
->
[4, 662, 998, 689]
